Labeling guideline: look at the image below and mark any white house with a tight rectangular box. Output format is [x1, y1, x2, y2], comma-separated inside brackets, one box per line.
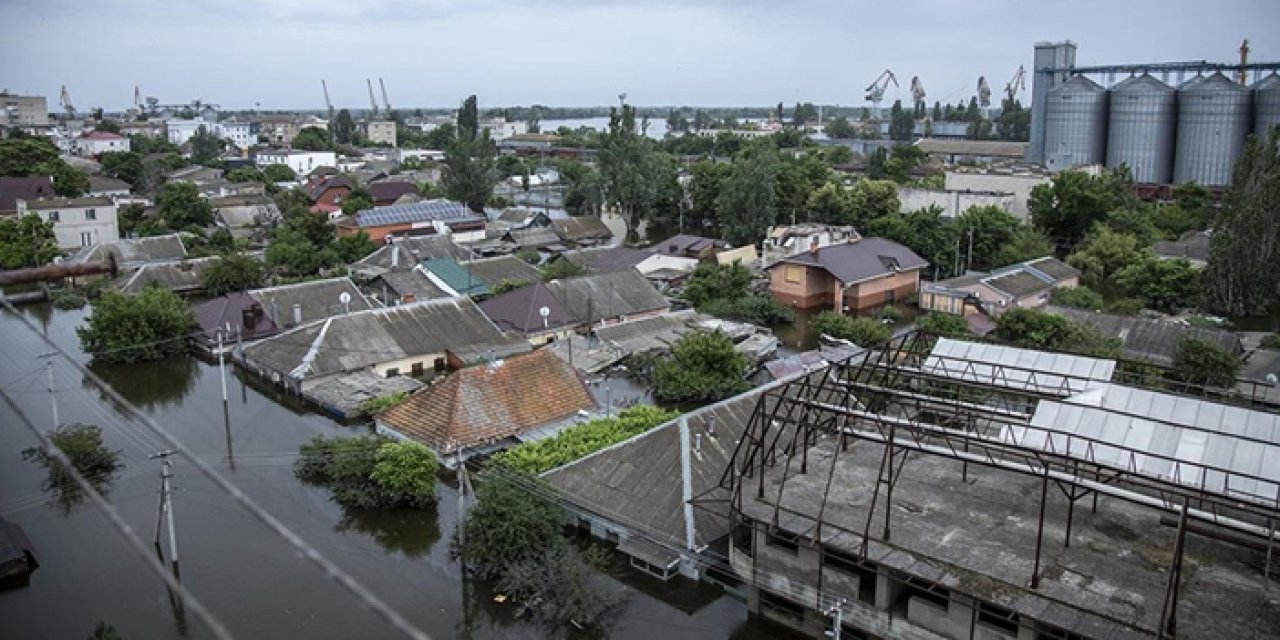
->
[166, 118, 212, 146]
[216, 122, 255, 149]
[74, 131, 130, 157]
[254, 150, 337, 176]
[16, 197, 119, 250]
[479, 119, 527, 142]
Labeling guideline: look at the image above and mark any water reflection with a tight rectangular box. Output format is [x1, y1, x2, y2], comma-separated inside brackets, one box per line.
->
[334, 507, 441, 558]
[85, 354, 200, 410]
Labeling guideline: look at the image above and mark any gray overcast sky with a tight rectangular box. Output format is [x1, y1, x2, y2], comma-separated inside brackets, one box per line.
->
[2, 0, 1277, 110]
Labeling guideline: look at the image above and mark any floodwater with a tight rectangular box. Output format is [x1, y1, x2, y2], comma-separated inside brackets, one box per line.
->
[0, 303, 803, 640]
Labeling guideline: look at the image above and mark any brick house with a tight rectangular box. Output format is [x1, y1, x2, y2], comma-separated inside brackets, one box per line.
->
[919, 257, 1080, 316]
[768, 238, 927, 313]
[306, 175, 352, 215]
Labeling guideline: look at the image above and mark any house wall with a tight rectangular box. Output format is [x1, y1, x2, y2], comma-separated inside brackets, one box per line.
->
[897, 187, 1015, 218]
[920, 290, 979, 316]
[340, 222, 414, 242]
[75, 136, 131, 157]
[844, 270, 920, 311]
[944, 172, 1049, 221]
[313, 186, 350, 209]
[256, 152, 337, 176]
[18, 201, 119, 250]
[366, 121, 397, 147]
[769, 264, 834, 309]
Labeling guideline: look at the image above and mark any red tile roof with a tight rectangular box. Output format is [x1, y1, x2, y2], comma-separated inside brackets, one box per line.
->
[378, 348, 596, 454]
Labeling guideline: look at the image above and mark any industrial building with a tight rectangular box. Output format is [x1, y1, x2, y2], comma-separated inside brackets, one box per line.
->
[0, 92, 49, 127]
[1028, 41, 1280, 186]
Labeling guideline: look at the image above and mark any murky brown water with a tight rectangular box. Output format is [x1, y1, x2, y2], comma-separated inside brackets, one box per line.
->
[0, 303, 803, 640]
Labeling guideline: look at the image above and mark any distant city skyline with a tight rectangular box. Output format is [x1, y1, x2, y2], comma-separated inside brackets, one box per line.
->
[2, 0, 1277, 112]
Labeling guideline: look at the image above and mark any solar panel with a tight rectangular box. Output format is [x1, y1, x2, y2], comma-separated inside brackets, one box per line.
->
[355, 198, 482, 227]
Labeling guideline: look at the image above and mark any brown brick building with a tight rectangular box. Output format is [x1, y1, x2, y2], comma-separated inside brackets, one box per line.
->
[768, 237, 927, 313]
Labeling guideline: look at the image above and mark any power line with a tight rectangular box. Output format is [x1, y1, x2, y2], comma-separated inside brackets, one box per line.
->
[0, 299, 434, 640]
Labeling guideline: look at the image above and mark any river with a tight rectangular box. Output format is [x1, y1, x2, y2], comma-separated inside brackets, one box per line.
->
[0, 302, 802, 639]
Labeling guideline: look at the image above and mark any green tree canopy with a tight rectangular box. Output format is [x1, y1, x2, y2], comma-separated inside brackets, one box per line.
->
[341, 187, 374, 216]
[189, 125, 224, 167]
[1029, 167, 1137, 246]
[77, 286, 195, 363]
[716, 141, 779, 245]
[811, 312, 892, 346]
[330, 109, 357, 145]
[866, 205, 958, 278]
[331, 229, 377, 263]
[21, 424, 124, 515]
[682, 261, 752, 306]
[291, 127, 334, 151]
[459, 470, 565, 580]
[1171, 337, 1240, 389]
[1066, 225, 1144, 293]
[156, 182, 213, 229]
[992, 308, 1120, 358]
[225, 167, 265, 183]
[0, 213, 59, 268]
[1203, 129, 1280, 315]
[653, 330, 751, 403]
[262, 164, 297, 182]
[1114, 256, 1201, 312]
[955, 205, 1025, 272]
[824, 116, 857, 139]
[98, 151, 144, 192]
[0, 137, 88, 196]
[1049, 285, 1105, 311]
[914, 312, 972, 339]
[848, 178, 901, 226]
[295, 435, 438, 509]
[202, 252, 266, 296]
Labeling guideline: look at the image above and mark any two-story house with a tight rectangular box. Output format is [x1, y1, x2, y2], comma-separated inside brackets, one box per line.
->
[16, 197, 119, 250]
[74, 131, 130, 157]
[768, 237, 927, 313]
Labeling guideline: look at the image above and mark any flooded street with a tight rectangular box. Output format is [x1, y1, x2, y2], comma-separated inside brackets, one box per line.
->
[0, 303, 798, 639]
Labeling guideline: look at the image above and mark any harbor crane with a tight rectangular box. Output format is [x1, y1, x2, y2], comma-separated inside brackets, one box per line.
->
[321, 80, 334, 120]
[977, 76, 992, 108]
[366, 78, 379, 118]
[910, 76, 926, 115]
[1005, 65, 1026, 103]
[1239, 39, 1250, 84]
[379, 78, 391, 115]
[59, 85, 76, 119]
[864, 69, 898, 117]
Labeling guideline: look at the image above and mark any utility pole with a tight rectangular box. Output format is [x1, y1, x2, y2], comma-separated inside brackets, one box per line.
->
[824, 599, 845, 640]
[216, 331, 228, 404]
[150, 450, 182, 583]
[39, 353, 59, 429]
[965, 228, 975, 274]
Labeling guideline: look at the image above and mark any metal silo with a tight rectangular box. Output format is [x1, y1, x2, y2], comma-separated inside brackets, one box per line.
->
[1106, 74, 1177, 184]
[1255, 73, 1280, 139]
[1043, 75, 1108, 171]
[1174, 72, 1253, 186]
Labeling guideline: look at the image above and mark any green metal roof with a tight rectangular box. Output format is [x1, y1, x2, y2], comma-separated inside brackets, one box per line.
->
[420, 258, 490, 296]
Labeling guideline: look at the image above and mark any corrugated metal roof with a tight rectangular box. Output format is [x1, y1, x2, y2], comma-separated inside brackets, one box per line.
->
[1048, 306, 1243, 366]
[248, 278, 373, 329]
[70, 234, 188, 266]
[1006, 384, 1280, 506]
[349, 235, 471, 275]
[114, 256, 219, 294]
[546, 270, 669, 321]
[923, 338, 1116, 396]
[353, 198, 483, 228]
[464, 256, 540, 287]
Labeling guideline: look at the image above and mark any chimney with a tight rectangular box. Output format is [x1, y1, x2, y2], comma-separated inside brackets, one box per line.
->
[402, 292, 415, 304]
[292, 303, 302, 325]
[694, 433, 702, 456]
[706, 414, 717, 437]
[242, 306, 257, 330]
[809, 238, 819, 255]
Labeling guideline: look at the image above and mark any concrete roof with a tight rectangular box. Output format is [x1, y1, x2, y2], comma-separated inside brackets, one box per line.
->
[565, 246, 651, 274]
[378, 349, 595, 454]
[551, 215, 612, 241]
[916, 138, 1029, 158]
[463, 255, 541, 287]
[374, 269, 450, 302]
[69, 233, 187, 267]
[114, 256, 219, 294]
[20, 196, 113, 209]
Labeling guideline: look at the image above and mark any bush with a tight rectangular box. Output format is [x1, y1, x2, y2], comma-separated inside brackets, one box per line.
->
[76, 286, 195, 363]
[202, 252, 266, 296]
[915, 312, 971, 338]
[992, 308, 1121, 358]
[294, 435, 438, 509]
[1261, 333, 1280, 349]
[811, 312, 892, 346]
[356, 391, 409, 417]
[877, 304, 903, 322]
[1105, 298, 1144, 315]
[489, 279, 530, 295]
[654, 330, 751, 403]
[492, 405, 678, 474]
[1171, 337, 1240, 389]
[1050, 286, 1104, 311]
[21, 424, 124, 514]
[540, 258, 585, 281]
[458, 469, 565, 580]
[50, 288, 87, 310]
[682, 262, 752, 307]
[698, 295, 794, 326]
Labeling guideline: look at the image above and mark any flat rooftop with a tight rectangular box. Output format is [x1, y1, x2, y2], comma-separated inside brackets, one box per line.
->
[739, 428, 1280, 639]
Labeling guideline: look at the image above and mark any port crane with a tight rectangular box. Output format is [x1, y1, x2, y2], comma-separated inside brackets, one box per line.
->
[910, 76, 926, 115]
[366, 78, 379, 118]
[59, 85, 76, 119]
[977, 76, 992, 109]
[864, 69, 898, 116]
[379, 78, 392, 115]
[321, 80, 334, 120]
[1005, 65, 1026, 103]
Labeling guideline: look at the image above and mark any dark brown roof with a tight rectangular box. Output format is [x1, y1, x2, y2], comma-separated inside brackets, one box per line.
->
[191, 292, 279, 345]
[778, 237, 928, 284]
[377, 349, 595, 454]
[479, 281, 578, 334]
[307, 175, 352, 202]
[368, 181, 417, 205]
[552, 215, 612, 241]
[0, 176, 55, 212]
[650, 234, 728, 257]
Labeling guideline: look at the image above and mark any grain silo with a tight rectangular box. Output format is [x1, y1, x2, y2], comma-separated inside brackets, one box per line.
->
[1174, 72, 1253, 186]
[1255, 73, 1280, 139]
[1043, 75, 1108, 171]
[1106, 74, 1177, 184]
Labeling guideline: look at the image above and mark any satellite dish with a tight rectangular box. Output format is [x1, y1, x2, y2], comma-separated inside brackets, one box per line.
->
[339, 292, 352, 305]
[539, 306, 550, 318]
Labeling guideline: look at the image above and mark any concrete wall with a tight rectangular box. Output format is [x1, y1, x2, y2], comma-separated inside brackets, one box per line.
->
[943, 172, 1050, 221]
[898, 187, 1016, 218]
[769, 264, 834, 309]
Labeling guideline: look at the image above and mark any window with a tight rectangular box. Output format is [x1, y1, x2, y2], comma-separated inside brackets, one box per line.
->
[85, 208, 96, 220]
[784, 266, 803, 284]
[80, 232, 93, 247]
[411, 362, 424, 376]
[385, 367, 400, 378]
[47, 211, 59, 222]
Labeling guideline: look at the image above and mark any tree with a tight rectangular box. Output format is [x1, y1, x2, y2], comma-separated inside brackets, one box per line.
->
[341, 187, 374, 216]
[1067, 226, 1143, 293]
[295, 435, 438, 509]
[697, 296, 794, 326]
[457, 95, 480, 140]
[332, 229, 376, 263]
[442, 134, 498, 212]
[807, 182, 856, 226]
[883, 144, 926, 183]
[682, 261, 752, 306]
[225, 167, 265, 183]
[888, 100, 915, 142]
[330, 109, 357, 145]
[1114, 256, 1201, 311]
[0, 213, 59, 268]
[202, 252, 266, 296]
[867, 146, 889, 180]
[955, 205, 1024, 271]
[1029, 167, 1137, 246]
[1104, 206, 1166, 247]
[599, 104, 680, 232]
[459, 470, 565, 580]
[867, 206, 958, 277]
[932, 102, 943, 121]
[915, 312, 972, 338]
[823, 145, 854, 166]
[1050, 286, 1105, 311]
[811, 312, 892, 346]
[77, 286, 195, 363]
[0, 137, 88, 196]
[716, 141, 779, 245]
[117, 203, 148, 238]
[995, 226, 1055, 266]
[687, 159, 731, 231]
[189, 125, 224, 167]
[824, 116, 857, 139]
[992, 308, 1120, 358]
[526, 108, 541, 134]
[497, 545, 625, 635]
[369, 441, 440, 506]
[291, 127, 334, 151]
[98, 151, 144, 191]
[1203, 129, 1280, 315]
[1172, 181, 1213, 225]
[539, 258, 585, 281]
[653, 330, 751, 403]
[996, 96, 1030, 142]
[774, 149, 832, 225]
[21, 424, 124, 515]
[156, 182, 213, 229]
[262, 164, 297, 183]
[848, 178, 901, 226]
[1171, 337, 1240, 389]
